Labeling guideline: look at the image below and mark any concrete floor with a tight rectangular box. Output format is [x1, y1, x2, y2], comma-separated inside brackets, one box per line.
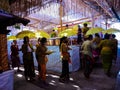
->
[14, 65, 117, 90]
[14, 47, 120, 90]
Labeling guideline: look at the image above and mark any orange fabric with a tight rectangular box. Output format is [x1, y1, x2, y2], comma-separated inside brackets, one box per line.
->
[40, 64, 46, 81]
[45, 56, 48, 63]
[37, 57, 48, 80]
[61, 52, 71, 63]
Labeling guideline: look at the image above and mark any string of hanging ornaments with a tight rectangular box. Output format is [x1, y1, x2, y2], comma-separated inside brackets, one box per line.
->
[9, 0, 61, 17]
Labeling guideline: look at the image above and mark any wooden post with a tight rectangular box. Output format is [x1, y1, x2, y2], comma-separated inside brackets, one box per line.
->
[91, 9, 95, 27]
[105, 18, 108, 30]
[59, 0, 63, 32]
[0, 1, 10, 71]
[0, 33, 9, 71]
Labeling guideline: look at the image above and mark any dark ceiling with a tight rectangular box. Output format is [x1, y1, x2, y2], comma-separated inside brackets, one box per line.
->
[0, 10, 30, 26]
[82, 0, 120, 21]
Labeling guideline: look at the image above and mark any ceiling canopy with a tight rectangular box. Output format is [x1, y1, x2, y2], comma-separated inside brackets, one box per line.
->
[7, 0, 120, 32]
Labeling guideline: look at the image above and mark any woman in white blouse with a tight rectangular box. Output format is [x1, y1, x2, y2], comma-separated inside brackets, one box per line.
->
[21, 36, 35, 81]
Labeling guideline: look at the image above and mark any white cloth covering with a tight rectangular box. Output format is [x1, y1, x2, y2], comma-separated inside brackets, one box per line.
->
[0, 70, 14, 90]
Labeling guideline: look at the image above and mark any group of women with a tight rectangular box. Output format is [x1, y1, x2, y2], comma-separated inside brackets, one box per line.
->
[10, 35, 71, 85]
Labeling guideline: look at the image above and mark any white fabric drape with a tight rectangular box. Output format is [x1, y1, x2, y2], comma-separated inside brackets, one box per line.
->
[0, 70, 14, 90]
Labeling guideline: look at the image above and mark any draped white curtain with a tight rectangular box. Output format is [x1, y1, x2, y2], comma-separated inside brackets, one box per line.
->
[0, 70, 14, 90]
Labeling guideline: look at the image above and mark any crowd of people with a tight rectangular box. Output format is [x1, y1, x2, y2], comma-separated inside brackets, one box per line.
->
[10, 23, 118, 85]
[79, 24, 118, 78]
[10, 35, 72, 84]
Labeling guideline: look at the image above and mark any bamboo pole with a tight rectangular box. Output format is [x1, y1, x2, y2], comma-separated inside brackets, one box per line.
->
[105, 18, 108, 30]
[91, 9, 95, 27]
[59, 0, 63, 32]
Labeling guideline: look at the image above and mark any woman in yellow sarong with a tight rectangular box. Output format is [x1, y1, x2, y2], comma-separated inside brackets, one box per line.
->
[98, 34, 114, 76]
[36, 37, 51, 85]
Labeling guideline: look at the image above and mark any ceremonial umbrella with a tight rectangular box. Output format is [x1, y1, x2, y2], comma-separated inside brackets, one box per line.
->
[35, 30, 50, 39]
[16, 30, 36, 39]
[86, 27, 104, 36]
[102, 28, 120, 34]
[58, 29, 77, 37]
[7, 35, 17, 41]
[72, 25, 79, 33]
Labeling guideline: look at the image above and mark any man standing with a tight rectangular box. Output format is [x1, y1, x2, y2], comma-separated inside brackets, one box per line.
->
[82, 23, 89, 40]
[81, 35, 93, 78]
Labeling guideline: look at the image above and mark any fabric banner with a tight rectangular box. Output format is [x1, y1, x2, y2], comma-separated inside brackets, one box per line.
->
[0, 70, 14, 90]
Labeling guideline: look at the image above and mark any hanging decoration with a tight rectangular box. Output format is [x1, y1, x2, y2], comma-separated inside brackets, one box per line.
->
[0, 0, 10, 12]
[14, 24, 21, 29]
[9, 0, 59, 17]
[8, 0, 120, 35]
